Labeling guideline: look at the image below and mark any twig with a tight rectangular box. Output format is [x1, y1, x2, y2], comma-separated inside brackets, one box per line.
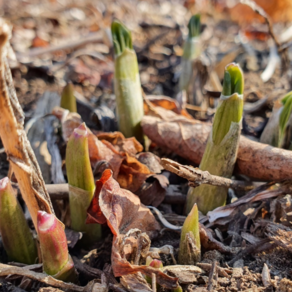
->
[161, 158, 255, 191]
[152, 273, 157, 292]
[16, 31, 103, 60]
[0, 19, 55, 228]
[240, 0, 289, 73]
[0, 263, 83, 292]
[207, 261, 218, 291]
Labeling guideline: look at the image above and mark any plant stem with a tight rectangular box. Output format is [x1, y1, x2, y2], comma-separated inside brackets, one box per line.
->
[179, 14, 201, 91]
[60, 82, 77, 113]
[186, 63, 244, 214]
[179, 204, 200, 265]
[37, 211, 77, 282]
[112, 20, 144, 142]
[66, 123, 101, 244]
[0, 177, 37, 264]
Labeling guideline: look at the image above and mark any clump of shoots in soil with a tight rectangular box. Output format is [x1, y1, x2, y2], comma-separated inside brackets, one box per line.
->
[179, 203, 200, 265]
[60, 82, 77, 113]
[0, 177, 37, 264]
[179, 14, 201, 91]
[186, 63, 244, 214]
[66, 123, 101, 244]
[111, 20, 144, 142]
[37, 211, 77, 282]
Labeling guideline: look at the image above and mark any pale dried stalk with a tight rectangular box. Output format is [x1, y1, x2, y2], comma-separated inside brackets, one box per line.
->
[0, 20, 54, 228]
[0, 263, 83, 292]
[161, 158, 254, 191]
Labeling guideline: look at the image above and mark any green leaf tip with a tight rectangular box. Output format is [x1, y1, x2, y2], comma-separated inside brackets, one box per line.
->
[111, 20, 133, 55]
[280, 91, 292, 137]
[188, 14, 201, 38]
[179, 203, 200, 264]
[60, 82, 77, 113]
[222, 63, 244, 96]
[212, 63, 244, 145]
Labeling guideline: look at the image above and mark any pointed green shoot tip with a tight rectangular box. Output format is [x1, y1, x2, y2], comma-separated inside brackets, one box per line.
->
[179, 203, 200, 264]
[73, 122, 88, 139]
[279, 91, 292, 137]
[222, 63, 244, 96]
[149, 259, 163, 269]
[37, 211, 77, 282]
[111, 20, 133, 55]
[188, 14, 201, 38]
[37, 211, 69, 276]
[60, 82, 77, 113]
[181, 203, 200, 249]
[66, 122, 93, 192]
[212, 63, 244, 145]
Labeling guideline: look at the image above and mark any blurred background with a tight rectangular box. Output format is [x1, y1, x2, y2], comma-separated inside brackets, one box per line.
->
[2, 0, 292, 106]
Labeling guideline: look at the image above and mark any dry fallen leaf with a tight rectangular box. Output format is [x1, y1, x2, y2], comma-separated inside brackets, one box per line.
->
[86, 169, 178, 289]
[118, 153, 152, 193]
[86, 169, 160, 236]
[97, 132, 143, 156]
[135, 174, 168, 207]
[88, 133, 124, 180]
[144, 95, 192, 118]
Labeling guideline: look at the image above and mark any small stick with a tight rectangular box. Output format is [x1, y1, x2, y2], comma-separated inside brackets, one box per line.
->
[161, 158, 255, 191]
[152, 273, 156, 292]
[16, 31, 103, 59]
[207, 260, 218, 291]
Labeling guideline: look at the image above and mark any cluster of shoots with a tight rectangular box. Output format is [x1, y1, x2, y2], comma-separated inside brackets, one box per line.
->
[66, 123, 101, 244]
[0, 177, 77, 282]
[186, 63, 244, 215]
[261, 91, 292, 149]
[37, 211, 77, 282]
[111, 20, 144, 143]
[60, 82, 77, 113]
[179, 14, 201, 92]
[0, 177, 37, 264]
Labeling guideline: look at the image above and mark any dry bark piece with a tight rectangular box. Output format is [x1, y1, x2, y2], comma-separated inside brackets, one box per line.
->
[0, 19, 54, 228]
[141, 115, 292, 181]
[197, 263, 231, 277]
[162, 265, 203, 284]
[262, 263, 271, 288]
